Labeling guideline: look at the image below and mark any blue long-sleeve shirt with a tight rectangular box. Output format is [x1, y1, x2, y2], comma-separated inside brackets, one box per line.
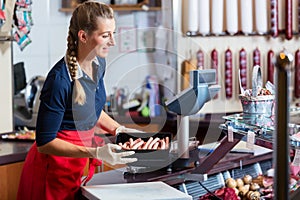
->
[35, 56, 106, 146]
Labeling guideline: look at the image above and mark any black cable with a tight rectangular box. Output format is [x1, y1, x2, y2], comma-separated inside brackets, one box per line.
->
[198, 181, 222, 200]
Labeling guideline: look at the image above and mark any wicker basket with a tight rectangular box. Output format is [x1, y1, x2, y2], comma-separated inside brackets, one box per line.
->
[239, 65, 275, 116]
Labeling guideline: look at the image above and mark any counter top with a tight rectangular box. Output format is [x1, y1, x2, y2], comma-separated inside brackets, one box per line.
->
[0, 138, 33, 165]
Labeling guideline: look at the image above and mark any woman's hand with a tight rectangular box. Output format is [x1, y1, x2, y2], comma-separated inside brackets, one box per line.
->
[115, 126, 144, 135]
[96, 143, 137, 165]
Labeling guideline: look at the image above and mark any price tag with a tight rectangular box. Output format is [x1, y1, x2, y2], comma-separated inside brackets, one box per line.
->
[228, 126, 234, 142]
[292, 149, 300, 166]
[246, 131, 255, 150]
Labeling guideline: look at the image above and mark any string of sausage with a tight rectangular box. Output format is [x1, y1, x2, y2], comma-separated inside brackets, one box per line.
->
[253, 48, 261, 67]
[239, 48, 247, 91]
[211, 49, 218, 99]
[267, 50, 275, 84]
[295, 49, 300, 98]
[197, 49, 204, 69]
[285, 0, 293, 40]
[225, 48, 233, 99]
[270, 0, 279, 37]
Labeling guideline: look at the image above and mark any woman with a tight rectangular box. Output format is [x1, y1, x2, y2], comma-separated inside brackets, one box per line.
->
[17, 2, 140, 199]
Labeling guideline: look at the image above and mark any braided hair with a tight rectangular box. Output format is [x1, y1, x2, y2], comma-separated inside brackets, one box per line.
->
[66, 1, 114, 105]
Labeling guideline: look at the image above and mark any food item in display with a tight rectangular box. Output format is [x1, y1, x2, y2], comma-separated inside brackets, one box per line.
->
[211, 0, 224, 35]
[285, 0, 293, 40]
[254, 0, 268, 34]
[196, 49, 204, 69]
[270, 0, 279, 37]
[1, 128, 35, 140]
[211, 49, 218, 99]
[225, 0, 238, 35]
[243, 174, 253, 184]
[253, 48, 260, 67]
[225, 48, 233, 99]
[267, 50, 275, 83]
[294, 49, 300, 98]
[240, 0, 253, 35]
[226, 178, 237, 188]
[198, 0, 210, 36]
[239, 48, 247, 91]
[118, 137, 169, 150]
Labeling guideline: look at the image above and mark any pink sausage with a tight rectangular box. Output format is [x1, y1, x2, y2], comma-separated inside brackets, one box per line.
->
[211, 49, 218, 99]
[285, 0, 293, 40]
[225, 48, 233, 99]
[267, 50, 275, 84]
[253, 47, 260, 66]
[270, 0, 279, 38]
[239, 48, 247, 91]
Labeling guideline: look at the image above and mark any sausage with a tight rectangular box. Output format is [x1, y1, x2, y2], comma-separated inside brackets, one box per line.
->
[286, 0, 293, 40]
[160, 139, 166, 150]
[298, 1, 300, 33]
[197, 49, 204, 69]
[142, 137, 153, 149]
[129, 138, 134, 148]
[239, 48, 247, 91]
[225, 48, 233, 99]
[267, 50, 275, 83]
[152, 142, 159, 150]
[148, 137, 160, 149]
[165, 137, 169, 149]
[253, 47, 260, 66]
[132, 140, 144, 150]
[270, 0, 279, 37]
[211, 49, 218, 98]
[295, 49, 300, 98]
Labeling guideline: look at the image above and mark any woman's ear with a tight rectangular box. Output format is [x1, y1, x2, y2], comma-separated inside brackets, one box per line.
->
[78, 30, 87, 43]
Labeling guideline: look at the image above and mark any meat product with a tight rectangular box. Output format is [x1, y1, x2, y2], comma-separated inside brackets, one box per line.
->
[286, 0, 293, 40]
[241, 0, 253, 35]
[132, 140, 144, 150]
[197, 49, 204, 69]
[298, 0, 300, 33]
[198, 0, 210, 36]
[295, 49, 300, 98]
[239, 48, 247, 91]
[267, 50, 275, 83]
[253, 47, 260, 66]
[142, 137, 153, 149]
[165, 137, 169, 149]
[211, 0, 224, 35]
[225, 0, 238, 35]
[255, 0, 268, 34]
[225, 48, 233, 99]
[270, 0, 279, 37]
[148, 137, 160, 149]
[211, 49, 219, 98]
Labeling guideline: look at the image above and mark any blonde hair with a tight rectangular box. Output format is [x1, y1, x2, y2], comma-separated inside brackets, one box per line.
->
[66, 1, 114, 105]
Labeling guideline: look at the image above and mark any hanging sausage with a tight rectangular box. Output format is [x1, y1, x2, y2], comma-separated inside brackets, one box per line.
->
[211, 49, 218, 98]
[295, 49, 300, 98]
[211, 0, 224, 35]
[182, 0, 198, 34]
[298, 0, 300, 33]
[239, 48, 247, 91]
[225, 48, 233, 99]
[285, 0, 293, 40]
[241, 0, 253, 35]
[255, 0, 268, 34]
[253, 48, 261, 66]
[198, 0, 210, 36]
[270, 0, 279, 37]
[197, 49, 204, 69]
[267, 50, 275, 84]
[225, 0, 238, 35]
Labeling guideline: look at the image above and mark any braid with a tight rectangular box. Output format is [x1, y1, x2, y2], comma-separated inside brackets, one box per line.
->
[66, 1, 114, 105]
[67, 17, 86, 105]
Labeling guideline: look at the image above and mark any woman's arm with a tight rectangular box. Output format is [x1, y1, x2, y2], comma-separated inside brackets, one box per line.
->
[95, 110, 121, 136]
[38, 138, 96, 158]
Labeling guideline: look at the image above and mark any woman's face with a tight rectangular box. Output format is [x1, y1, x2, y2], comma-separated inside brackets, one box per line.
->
[85, 17, 116, 58]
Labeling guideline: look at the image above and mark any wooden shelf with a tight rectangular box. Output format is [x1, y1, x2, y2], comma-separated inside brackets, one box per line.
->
[59, 5, 161, 13]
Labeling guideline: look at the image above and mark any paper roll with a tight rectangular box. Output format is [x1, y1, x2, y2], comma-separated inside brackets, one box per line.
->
[241, 0, 253, 35]
[182, 0, 198, 34]
[226, 0, 238, 35]
[212, 0, 224, 35]
[254, 0, 268, 34]
[198, 0, 210, 36]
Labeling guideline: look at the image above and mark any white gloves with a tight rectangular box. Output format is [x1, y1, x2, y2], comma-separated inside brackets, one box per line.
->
[96, 143, 137, 165]
[115, 126, 144, 135]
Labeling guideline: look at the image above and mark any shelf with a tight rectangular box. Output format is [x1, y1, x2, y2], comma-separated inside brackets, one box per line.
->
[59, 5, 161, 13]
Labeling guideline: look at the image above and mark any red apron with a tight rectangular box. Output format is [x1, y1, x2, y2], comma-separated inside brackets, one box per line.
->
[17, 129, 104, 200]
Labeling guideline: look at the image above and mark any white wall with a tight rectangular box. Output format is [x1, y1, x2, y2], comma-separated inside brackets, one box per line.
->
[13, 1, 173, 98]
